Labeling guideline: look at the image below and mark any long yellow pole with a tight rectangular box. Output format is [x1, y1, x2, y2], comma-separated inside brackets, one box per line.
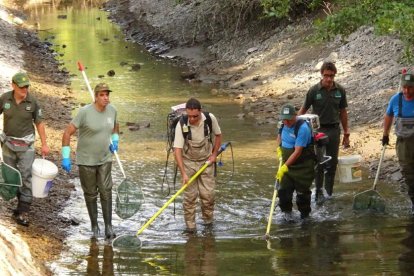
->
[265, 155, 283, 239]
[136, 142, 230, 236]
[136, 162, 210, 236]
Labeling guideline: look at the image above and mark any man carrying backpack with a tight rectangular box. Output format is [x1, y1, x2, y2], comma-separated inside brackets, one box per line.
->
[174, 98, 222, 234]
[276, 104, 316, 221]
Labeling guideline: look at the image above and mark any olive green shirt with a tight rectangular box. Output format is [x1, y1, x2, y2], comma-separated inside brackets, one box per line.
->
[72, 103, 117, 166]
[0, 91, 43, 137]
[303, 81, 348, 125]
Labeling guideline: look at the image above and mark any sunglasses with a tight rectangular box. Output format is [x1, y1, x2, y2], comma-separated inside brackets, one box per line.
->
[323, 74, 335, 78]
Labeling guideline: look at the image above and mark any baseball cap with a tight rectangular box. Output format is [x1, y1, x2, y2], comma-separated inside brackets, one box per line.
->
[279, 104, 296, 120]
[12, 72, 30, 87]
[401, 73, 414, 87]
[94, 83, 112, 93]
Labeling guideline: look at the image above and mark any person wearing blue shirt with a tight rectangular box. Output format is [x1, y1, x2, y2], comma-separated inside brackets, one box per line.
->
[276, 104, 316, 221]
[383, 70, 414, 214]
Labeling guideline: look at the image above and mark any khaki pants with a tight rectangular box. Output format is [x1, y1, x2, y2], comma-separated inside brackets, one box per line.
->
[183, 159, 215, 229]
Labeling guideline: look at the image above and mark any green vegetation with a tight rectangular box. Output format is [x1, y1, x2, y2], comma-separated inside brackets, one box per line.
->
[259, 0, 414, 61]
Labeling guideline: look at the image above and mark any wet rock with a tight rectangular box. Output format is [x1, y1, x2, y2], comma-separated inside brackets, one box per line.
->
[130, 63, 141, 71]
[120, 61, 128, 66]
[107, 69, 115, 77]
[98, 74, 105, 78]
[180, 71, 196, 80]
[57, 15, 67, 19]
[128, 125, 140, 131]
[247, 47, 258, 54]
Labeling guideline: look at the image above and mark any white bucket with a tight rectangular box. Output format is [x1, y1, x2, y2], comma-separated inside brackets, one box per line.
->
[32, 159, 58, 198]
[337, 155, 362, 183]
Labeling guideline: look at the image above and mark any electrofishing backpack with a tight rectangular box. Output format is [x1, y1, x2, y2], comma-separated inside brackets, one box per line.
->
[166, 108, 213, 152]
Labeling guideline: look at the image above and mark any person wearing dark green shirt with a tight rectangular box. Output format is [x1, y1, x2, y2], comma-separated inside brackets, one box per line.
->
[298, 62, 350, 202]
[0, 72, 50, 226]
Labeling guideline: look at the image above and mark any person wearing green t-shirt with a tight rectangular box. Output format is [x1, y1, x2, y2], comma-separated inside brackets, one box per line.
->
[61, 83, 119, 240]
[0, 72, 50, 227]
[298, 62, 350, 202]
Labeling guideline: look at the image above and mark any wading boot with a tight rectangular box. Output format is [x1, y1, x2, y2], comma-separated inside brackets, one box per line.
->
[86, 201, 100, 239]
[315, 189, 325, 205]
[283, 211, 295, 223]
[101, 198, 116, 240]
[325, 173, 336, 197]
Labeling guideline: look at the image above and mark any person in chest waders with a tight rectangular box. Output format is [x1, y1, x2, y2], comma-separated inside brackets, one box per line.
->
[0, 72, 50, 226]
[61, 83, 119, 240]
[382, 70, 414, 214]
[276, 104, 316, 222]
[174, 98, 222, 234]
[298, 61, 350, 203]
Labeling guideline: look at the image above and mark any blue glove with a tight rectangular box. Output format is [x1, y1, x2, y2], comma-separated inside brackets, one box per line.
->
[109, 133, 119, 153]
[62, 158, 71, 173]
[61, 146, 71, 173]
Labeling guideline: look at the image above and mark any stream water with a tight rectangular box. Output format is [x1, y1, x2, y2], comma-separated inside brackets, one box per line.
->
[26, 1, 414, 275]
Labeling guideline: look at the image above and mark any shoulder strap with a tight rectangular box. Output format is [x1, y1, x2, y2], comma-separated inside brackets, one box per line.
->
[180, 115, 190, 140]
[398, 92, 403, 118]
[295, 119, 313, 145]
[203, 112, 212, 138]
[294, 119, 305, 137]
[180, 112, 212, 141]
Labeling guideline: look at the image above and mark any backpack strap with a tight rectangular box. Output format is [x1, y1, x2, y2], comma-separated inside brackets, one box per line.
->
[180, 112, 213, 141]
[279, 119, 313, 145]
[398, 92, 403, 118]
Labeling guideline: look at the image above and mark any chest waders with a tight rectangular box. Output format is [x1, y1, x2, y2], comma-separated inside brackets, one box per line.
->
[278, 147, 315, 219]
[395, 93, 414, 205]
[182, 135, 215, 230]
[112, 143, 230, 251]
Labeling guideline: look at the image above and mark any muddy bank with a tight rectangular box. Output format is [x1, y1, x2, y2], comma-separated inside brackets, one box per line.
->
[0, 1, 75, 274]
[105, 0, 410, 183]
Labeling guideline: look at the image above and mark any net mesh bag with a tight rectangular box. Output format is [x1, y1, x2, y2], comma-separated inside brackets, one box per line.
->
[0, 162, 22, 201]
[115, 178, 144, 219]
[112, 234, 142, 250]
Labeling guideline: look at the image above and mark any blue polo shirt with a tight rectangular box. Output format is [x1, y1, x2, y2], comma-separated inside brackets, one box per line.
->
[386, 92, 414, 118]
[281, 122, 312, 149]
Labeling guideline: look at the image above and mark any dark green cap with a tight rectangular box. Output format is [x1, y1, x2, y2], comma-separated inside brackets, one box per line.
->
[12, 72, 30, 87]
[94, 83, 112, 93]
[279, 104, 296, 120]
[401, 73, 414, 87]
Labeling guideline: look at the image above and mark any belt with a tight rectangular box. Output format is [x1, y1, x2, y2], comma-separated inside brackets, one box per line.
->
[320, 123, 339, 128]
[9, 140, 30, 147]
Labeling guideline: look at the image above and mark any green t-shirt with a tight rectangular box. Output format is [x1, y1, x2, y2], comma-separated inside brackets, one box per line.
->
[0, 91, 43, 137]
[303, 81, 348, 125]
[72, 104, 117, 165]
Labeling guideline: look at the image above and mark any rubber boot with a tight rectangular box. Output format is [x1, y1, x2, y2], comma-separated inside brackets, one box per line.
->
[85, 201, 100, 239]
[314, 165, 324, 202]
[101, 198, 116, 240]
[324, 173, 336, 197]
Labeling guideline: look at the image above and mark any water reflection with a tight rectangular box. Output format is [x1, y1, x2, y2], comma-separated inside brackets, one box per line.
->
[399, 219, 414, 275]
[86, 241, 114, 276]
[272, 222, 343, 274]
[184, 234, 217, 276]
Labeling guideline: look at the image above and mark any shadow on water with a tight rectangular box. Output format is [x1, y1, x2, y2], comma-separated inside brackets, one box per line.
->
[25, 1, 414, 275]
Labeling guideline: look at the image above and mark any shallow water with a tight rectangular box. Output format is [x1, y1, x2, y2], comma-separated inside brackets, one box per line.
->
[26, 1, 414, 275]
